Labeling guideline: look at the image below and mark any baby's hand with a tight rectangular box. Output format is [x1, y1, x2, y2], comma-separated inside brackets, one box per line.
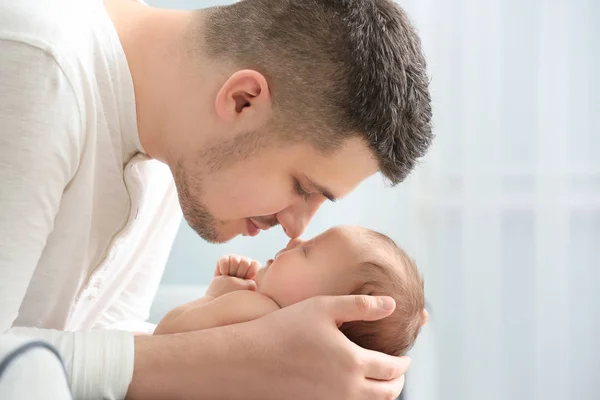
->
[214, 254, 261, 280]
[206, 275, 257, 298]
[206, 255, 261, 298]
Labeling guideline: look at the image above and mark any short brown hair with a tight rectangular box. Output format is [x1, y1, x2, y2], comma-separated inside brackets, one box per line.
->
[340, 230, 425, 356]
[199, 0, 433, 185]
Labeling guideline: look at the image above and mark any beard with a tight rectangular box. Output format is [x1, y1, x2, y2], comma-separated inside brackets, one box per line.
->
[172, 162, 223, 244]
[170, 130, 276, 243]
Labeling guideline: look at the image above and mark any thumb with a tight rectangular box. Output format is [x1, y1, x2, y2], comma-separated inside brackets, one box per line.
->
[242, 279, 257, 291]
[324, 295, 396, 326]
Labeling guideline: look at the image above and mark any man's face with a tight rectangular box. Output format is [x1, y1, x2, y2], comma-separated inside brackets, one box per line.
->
[170, 134, 378, 243]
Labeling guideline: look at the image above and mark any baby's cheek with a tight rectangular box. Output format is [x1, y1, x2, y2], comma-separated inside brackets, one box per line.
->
[276, 277, 320, 307]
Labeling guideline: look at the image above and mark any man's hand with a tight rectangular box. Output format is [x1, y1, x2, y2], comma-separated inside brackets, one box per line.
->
[235, 295, 410, 399]
[128, 295, 410, 400]
[214, 254, 261, 280]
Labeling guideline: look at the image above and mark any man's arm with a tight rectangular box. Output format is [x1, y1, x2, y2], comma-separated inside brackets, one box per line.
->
[128, 295, 410, 400]
[7, 326, 134, 399]
[0, 39, 80, 333]
[0, 40, 133, 400]
[154, 290, 280, 335]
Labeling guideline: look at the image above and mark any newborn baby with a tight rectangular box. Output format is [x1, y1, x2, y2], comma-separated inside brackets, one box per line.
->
[155, 225, 427, 356]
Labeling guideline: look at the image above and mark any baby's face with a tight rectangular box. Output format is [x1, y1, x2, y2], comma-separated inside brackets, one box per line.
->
[255, 226, 365, 307]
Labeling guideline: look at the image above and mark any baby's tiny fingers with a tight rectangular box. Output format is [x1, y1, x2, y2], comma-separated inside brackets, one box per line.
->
[246, 260, 261, 279]
[236, 257, 251, 278]
[228, 255, 242, 277]
[216, 255, 230, 276]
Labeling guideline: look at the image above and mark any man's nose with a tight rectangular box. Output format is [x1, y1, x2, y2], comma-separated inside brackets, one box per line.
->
[285, 238, 306, 250]
[276, 195, 326, 239]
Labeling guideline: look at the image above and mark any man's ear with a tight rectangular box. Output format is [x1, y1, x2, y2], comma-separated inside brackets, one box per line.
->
[214, 69, 271, 128]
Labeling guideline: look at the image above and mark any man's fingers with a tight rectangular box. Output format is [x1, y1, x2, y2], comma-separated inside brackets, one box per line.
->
[363, 373, 406, 400]
[362, 352, 410, 381]
[322, 295, 396, 325]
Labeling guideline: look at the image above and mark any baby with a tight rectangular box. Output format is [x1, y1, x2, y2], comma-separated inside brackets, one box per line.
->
[155, 225, 427, 356]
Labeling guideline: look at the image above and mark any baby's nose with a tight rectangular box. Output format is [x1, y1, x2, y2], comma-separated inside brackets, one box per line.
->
[273, 238, 306, 259]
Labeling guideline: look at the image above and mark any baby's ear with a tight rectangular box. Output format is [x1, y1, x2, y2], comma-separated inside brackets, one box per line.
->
[421, 309, 429, 326]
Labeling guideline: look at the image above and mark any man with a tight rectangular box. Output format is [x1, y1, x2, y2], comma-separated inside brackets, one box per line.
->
[0, 0, 433, 398]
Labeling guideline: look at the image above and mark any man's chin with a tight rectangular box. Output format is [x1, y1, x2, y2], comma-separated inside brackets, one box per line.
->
[192, 225, 239, 244]
[181, 211, 233, 244]
[195, 229, 232, 244]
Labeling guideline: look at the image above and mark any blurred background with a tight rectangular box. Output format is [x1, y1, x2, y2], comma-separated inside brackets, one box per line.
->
[146, 1, 599, 399]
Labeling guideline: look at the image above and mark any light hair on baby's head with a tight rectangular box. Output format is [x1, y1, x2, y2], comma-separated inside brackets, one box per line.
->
[340, 229, 425, 356]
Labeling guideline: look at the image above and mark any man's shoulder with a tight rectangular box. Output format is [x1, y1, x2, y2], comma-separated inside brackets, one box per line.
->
[0, 2, 102, 174]
[0, 0, 129, 147]
[0, 0, 109, 68]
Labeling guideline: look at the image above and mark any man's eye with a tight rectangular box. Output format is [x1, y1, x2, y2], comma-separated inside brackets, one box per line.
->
[294, 179, 311, 201]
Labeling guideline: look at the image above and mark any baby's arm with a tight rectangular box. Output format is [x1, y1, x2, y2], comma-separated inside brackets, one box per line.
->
[154, 290, 280, 335]
[154, 295, 215, 333]
[154, 276, 257, 334]
[156, 255, 261, 331]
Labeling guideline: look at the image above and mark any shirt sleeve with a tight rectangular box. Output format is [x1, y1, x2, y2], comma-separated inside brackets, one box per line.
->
[5, 327, 134, 400]
[0, 39, 134, 399]
[0, 38, 81, 334]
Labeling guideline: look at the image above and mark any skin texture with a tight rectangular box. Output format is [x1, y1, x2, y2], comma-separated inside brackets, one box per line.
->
[101, 1, 412, 399]
[153, 227, 366, 334]
[105, 1, 378, 244]
[152, 226, 428, 355]
[255, 226, 368, 306]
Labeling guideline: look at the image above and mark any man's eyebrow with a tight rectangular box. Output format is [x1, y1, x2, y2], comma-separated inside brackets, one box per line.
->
[304, 175, 337, 202]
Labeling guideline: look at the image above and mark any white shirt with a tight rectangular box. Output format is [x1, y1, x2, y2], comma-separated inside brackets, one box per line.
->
[0, 0, 183, 398]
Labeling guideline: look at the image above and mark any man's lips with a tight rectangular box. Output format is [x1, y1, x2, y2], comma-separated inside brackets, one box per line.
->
[245, 218, 278, 237]
[246, 219, 260, 237]
[251, 217, 277, 230]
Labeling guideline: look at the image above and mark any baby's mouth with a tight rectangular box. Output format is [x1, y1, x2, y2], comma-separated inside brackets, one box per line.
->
[265, 258, 274, 268]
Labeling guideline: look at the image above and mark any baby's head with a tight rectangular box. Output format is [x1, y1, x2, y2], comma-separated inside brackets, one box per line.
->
[255, 225, 426, 356]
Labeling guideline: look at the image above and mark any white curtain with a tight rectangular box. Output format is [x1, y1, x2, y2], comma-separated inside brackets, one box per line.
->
[400, 0, 600, 399]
